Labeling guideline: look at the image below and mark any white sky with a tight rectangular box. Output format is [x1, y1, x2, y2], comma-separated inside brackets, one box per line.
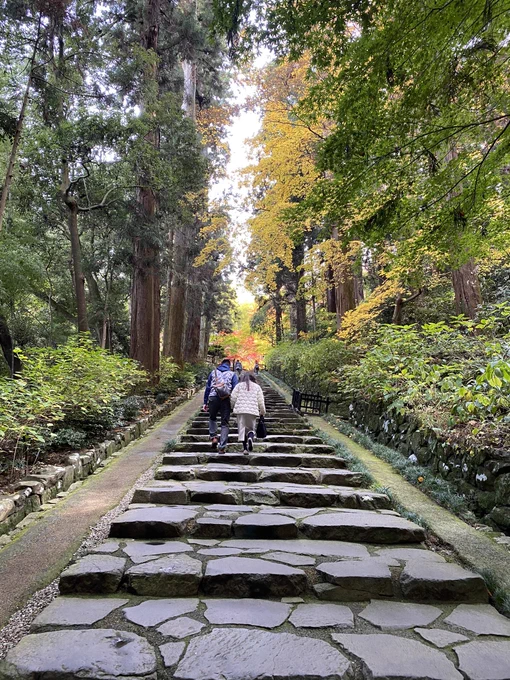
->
[210, 50, 273, 305]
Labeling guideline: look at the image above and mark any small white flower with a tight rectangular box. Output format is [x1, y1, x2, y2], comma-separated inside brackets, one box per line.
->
[476, 473, 487, 482]
[408, 454, 418, 464]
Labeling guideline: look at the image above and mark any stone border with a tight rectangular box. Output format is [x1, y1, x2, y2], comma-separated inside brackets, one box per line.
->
[0, 389, 196, 538]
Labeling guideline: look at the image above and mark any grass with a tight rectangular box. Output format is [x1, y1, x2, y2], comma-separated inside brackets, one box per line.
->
[479, 568, 510, 617]
[325, 414, 475, 522]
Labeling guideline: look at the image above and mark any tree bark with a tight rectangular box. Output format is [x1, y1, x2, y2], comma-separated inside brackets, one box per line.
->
[354, 274, 364, 305]
[183, 265, 203, 363]
[66, 200, 89, 332]
[130, 0, 162, 376]
[0, 314, 22, 376]
[162, 226, 174, 355]
[326, 266, 337, 313]
[274, 291, 283, 343]
[452, 259, 482, 318]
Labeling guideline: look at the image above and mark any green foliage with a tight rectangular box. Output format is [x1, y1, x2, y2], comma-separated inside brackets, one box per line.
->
[0, 336, 147, 460]
[266, 338, 352, 394]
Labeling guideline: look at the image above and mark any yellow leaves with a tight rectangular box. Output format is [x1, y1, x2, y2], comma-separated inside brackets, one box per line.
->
[338, 280, 403, 341]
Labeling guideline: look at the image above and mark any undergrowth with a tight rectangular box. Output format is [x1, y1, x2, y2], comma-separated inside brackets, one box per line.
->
[325, 414, 475, 522]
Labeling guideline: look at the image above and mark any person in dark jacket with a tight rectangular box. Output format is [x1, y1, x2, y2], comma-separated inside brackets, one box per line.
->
[203, 358, 239, 453]
[234, 359, 242, 376]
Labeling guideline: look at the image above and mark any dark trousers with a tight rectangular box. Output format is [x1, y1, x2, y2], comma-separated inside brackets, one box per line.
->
[208, 396, 231, 449]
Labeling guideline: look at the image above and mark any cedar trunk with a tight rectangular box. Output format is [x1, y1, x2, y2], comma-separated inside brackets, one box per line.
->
[164, 226, 187, 364]
[183, 268, 202, 363]
[335, 267, 356, 329]
[452, 258, 482, 319]
[67, 201, 89, 333]
[326, 266, 337, 313]
[130, 0, 161, 375]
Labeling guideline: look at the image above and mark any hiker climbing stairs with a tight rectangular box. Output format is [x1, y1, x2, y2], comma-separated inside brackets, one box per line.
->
[2, 379, 509, 680]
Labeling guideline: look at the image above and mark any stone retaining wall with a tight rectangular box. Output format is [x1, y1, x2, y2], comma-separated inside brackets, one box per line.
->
[338, 400, 510, 531]
[0, 389, 196, 537]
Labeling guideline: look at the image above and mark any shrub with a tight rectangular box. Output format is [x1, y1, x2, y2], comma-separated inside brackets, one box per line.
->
[51, 427, 89, 450]
[0, 335, 147, 460]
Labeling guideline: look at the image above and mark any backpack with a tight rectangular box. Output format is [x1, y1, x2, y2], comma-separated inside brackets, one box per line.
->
[212, 369, 232, 400]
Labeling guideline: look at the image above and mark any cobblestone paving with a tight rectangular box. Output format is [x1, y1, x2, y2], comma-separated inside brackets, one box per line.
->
[1, 381, 509, 679]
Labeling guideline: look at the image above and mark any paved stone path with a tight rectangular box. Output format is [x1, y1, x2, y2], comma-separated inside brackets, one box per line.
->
[1, 381, 509, 679]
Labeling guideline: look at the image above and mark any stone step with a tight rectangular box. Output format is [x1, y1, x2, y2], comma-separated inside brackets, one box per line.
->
[133, 481, 389, 509]
[55, 535, 487, 604]
[162, 452, 347, 469]
[172, 442, 336, 455]
[108, 504, 421, 544]
[180, 434, 325, 445]
[187, 425, 314, 434]
[154, 464, 362, 487]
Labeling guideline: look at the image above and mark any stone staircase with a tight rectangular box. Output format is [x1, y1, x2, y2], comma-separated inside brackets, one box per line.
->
[2, 379, 509, 680]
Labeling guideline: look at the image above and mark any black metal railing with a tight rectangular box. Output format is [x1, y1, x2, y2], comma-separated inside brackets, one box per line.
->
[292, 389, 330, 415]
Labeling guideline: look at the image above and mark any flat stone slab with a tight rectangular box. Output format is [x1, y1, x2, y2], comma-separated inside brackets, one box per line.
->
[110, 507, 197, 538]
[444, 604, 510, 636]
[157, 616, 205, 638]
[174, 628, 351, 680]
[233, 514, 297, 539]
[359, 601, 442, 630]
[31, 597, 128, 629]
[264, 552, 315, 566]
[160, 641, 186, 668]
[202, 557, 307, 597]
[221, 539, 370, 558]
[0, 629, 157, 679]
[301, 511, 426, 543]
[415, 628, 469, 648]
[123, 598, 199, 626]
[374, 547, 445, 563]
[59, 555, 126, 594]
[125, 555, 202, 596]
[400, 562, 488, 602]
[289, 603, 353, 628]
[204, 599, 291, 628]
[123, 540, 192, 563]
[316, 560, 393, 599]
[455, 641, 510, 680]
[333, 633, 462, 680]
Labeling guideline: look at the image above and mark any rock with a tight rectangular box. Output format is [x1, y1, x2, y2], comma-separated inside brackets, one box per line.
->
[374, 547, 445, 563]
[174, 628, 351, 680]
[0, 629, 157, 680]
[301, 511, 426, 543]
[157, 616, 205, 638]
[59, 555, 125, 594]
[279, 487, 339, 507]
[242, 489, 279, 505]
[198, 547, 242, 556]
[123, 598, 199, 626]
[333, 633, 462, 680]
[316, 560, 393, 599]
[31, 597, 128, 629]
[132, 486, 188, 504]
[92, 540, 120, 554]
[0, 498, 15, 522]
[109, 507, 197, 539]
[400, 562, 488, 602]
[455, 641, 510, 680]
[444, 604, 510, 636]
[233, 514, 298, 539]
[415, 628, 469, 648]
[160, 642, 186, 668]
[202, 557, 307, 598]
[488, 506, 510, 530]
[289, 603, 353, 629]
[195, 517, 232, 538]
[204, 599, 291, 628]
[125, 554, 202, 596]
[359, 601, 442, 630]
[264, 552, 315, 566]
[221, 539, 370, 559]
[494, 473, 510, 505]
[122, 540, 192, 563]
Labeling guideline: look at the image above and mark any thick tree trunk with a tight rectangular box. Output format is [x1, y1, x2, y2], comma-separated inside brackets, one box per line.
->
[67, 202, 89, 332]
[130, 0, 161, 376]
[292, 242, 307, 337]
[354, 274, 364, 305]
[164, 226, 187, 364]
[452, 259, 482, 319]
[335, 266, 356, 329]
[162, 227, 174, 355]
[183, 267, 202, 363]
[130, 238, 160, 373]
[274, 293, 283, 343]
[0, 314, 22, 376]
[326, 266, 337, 313]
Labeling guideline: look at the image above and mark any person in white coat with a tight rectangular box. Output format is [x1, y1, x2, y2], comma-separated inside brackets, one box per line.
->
[230, 372, 266, 452]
